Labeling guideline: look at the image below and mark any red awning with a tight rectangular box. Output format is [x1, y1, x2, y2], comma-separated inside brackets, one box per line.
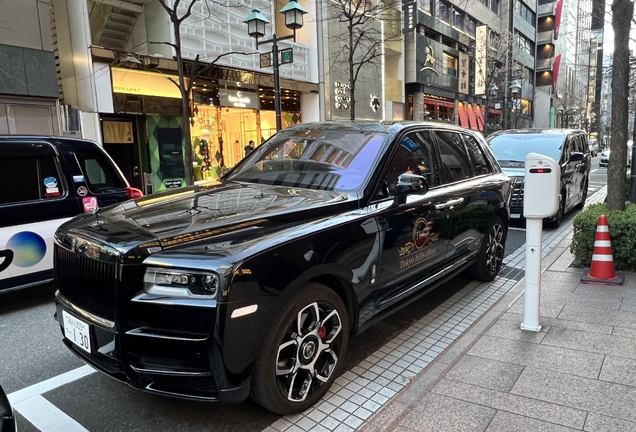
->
[424, 98, 455, 108]
[458, 103, 469, 128]
[475, 105, 485, 131]
[488, 109, 503, 115]
[467, 104, 478, 131]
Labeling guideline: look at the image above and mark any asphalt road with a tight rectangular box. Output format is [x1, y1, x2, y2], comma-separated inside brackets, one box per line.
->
[1, 158, 607, 432]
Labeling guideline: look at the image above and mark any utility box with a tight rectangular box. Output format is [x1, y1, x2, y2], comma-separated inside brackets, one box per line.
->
[523, 153, 560, 219]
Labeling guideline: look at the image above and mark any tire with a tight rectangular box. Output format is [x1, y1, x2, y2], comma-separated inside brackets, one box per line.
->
[250, 283, 349, 415]
[546, 193, 565, 228]
[468, 216, 507, 282]
[575, 181, 588, 209]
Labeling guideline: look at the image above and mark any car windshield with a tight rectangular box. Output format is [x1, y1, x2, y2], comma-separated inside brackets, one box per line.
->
[487, 133, 564, 163]
[225, 128, 387, 192]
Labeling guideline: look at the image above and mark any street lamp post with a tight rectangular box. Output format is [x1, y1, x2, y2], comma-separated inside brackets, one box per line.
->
[508, 81, 522, 129]
[244, 1, 307, 132]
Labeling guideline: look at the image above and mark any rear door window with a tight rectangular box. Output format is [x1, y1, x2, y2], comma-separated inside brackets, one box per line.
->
[462, 134, 492, 176]
[74, 150, 125, 194]
[434, 131, 471, 183]
[0, 155, 64, 205]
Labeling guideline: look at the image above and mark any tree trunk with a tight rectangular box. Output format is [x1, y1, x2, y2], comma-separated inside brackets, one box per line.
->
[174, 22, 195, 186]
[607, 0, 633, 211]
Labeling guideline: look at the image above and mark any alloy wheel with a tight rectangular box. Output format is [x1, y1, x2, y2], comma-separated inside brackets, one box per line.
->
[485, 222, 505, 274]
[275, 302, 343, 402]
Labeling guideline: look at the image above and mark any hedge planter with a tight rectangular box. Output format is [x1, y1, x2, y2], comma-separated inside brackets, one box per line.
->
[570, 203, 636, 271]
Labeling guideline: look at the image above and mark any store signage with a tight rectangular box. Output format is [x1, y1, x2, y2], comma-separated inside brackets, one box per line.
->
[420, 44, 438, 75]
[219, 89, 259, 109]
[260, 53, 272, 68]
[280, 48, 293, 65]
[549, 106, 556, 127]
[402, 1, 416, 32]
[111, 68, 182, 99]
[334, 82, 351, 110]
[474, 25, 487, 95]
[458, 52, 469, 95]
[165, 180, 182, 188]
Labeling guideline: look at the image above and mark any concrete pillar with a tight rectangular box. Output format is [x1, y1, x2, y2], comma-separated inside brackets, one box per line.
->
[52, 0, 101, 143]
[300, 93, 320, 123]
[413, 92, 425, 121]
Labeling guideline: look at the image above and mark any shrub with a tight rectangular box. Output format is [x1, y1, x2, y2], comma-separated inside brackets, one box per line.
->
[570, 202, 636, 271]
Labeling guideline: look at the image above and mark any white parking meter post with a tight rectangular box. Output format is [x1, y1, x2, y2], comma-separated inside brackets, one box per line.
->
[521, 153, 560, 332]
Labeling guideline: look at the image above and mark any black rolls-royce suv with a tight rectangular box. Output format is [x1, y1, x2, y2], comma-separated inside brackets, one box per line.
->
[54, 122, 510, 414]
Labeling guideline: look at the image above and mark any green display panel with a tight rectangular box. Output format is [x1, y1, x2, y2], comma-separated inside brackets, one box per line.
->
[147, 115, 186, 192]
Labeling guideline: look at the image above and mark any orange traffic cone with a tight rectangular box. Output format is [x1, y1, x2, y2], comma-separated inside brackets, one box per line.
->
[581, 214, 624, 285]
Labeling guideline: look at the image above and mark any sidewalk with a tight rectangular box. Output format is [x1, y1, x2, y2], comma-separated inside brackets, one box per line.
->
[363, 233, 636, 431]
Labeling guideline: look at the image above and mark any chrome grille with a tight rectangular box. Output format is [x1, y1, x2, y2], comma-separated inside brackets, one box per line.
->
[55, 245, 117, 321]
[510, 176, 524, 210]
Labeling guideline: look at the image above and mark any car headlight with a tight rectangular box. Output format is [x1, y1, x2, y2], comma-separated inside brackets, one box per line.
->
[143, 267, 219, 298]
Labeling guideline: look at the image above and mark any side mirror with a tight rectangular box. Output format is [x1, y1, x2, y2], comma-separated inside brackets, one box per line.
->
[570, 152, 584, 162]
[395, 173, 429, 204]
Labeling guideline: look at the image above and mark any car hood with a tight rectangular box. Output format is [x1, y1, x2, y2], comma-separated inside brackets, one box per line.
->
[57, 181, 356, 257]
[501, 167, 525, 178]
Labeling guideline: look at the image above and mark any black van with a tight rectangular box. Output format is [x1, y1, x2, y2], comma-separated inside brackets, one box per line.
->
[487, 129, 591, 227]
[0, 136, 142, 292]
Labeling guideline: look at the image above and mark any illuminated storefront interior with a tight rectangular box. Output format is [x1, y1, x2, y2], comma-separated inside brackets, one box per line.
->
[190, 79, 301, 180]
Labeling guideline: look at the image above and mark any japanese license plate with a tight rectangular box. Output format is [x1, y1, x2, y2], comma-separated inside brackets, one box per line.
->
[511, 214, 521, 219]
[62, 310, 92, 353]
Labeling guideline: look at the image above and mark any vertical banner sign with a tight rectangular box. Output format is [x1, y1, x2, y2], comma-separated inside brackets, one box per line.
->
[549, 106, 556, 127]
[552, 54, 562, 94]
[554, 0, 564, 40]
[475, 25, 487, 95]
[402, 1, 416, 32]
[459, 52, 469, 94]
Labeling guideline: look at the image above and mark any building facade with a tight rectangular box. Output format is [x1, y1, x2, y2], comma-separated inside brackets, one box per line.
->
[0, 0, 60, 135]
[534, 0, 592, 130]
[49, 0, 319, 193]
[403, 0, 509, 131]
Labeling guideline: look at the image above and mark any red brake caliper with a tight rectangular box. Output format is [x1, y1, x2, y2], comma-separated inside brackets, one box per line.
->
[318, 325, 327, 339]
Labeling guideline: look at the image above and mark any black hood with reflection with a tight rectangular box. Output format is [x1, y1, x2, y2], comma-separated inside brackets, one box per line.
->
[59, 180, 357, 257]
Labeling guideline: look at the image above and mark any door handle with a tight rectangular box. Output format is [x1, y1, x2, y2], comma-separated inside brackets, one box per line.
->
[435, 197, 464, 210]
[133, 166, 139, 177]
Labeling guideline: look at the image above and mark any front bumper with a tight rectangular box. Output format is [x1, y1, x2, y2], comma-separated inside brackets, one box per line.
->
[54, 292, 251, 403]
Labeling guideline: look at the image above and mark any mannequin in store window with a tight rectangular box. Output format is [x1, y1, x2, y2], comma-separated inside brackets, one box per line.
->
[198, 129, 212, 174]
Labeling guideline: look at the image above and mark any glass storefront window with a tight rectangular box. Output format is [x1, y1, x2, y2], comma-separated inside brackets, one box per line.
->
[443, 53, 458, 77]
[191, 101, 222, 181]
[190, 87, 303, 178]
